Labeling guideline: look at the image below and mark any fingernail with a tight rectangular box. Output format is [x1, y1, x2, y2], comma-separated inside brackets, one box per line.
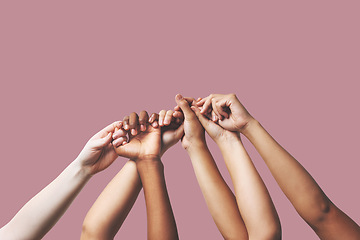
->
[176, 94, 183, 101]
[141, 124, 146, 131]
[131, 129, 137, 135]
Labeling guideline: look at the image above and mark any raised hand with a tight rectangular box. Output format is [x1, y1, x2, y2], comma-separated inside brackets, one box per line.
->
[174, 94, 206, 150]
[113, 110, 184, 157]
[76, 121, 122, 175]
[113, 111, 161, 160]
[113, 111, 179, 240]
[197, 94, 254, 133]
[155, 110, 184, 155]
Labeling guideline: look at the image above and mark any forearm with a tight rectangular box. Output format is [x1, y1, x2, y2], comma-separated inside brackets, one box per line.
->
[217, 137, 281, 239]
[0, 159, 91, 240]
[187, 144, 248, 240]
[81, 160, 142, 240]
[136, 158, 178, 240]
[242, 119, 330, 224]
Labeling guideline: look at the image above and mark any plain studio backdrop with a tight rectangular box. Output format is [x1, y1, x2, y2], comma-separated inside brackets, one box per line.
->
[0, 1, 359, 239]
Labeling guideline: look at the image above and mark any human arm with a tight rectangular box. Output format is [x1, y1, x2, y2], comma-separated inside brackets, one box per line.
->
[114, 111, 178, 240]
[199, 93, 360, 239]
[0, 121, 122, 240]
[192, 104, 281, 240]
[175, 94, 248, 240]
[80, 109, 184, 240]
[81, 160, 142, 240]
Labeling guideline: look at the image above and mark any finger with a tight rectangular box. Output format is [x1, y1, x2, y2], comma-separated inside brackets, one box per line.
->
[175, 94, 196, 120]
[112, 136, 128, 148]
[159, 110, 166, 126]
[97, 121, 121, 138]
[183, 97, 196, 104]
[164, 110, 174, 126]
[191, 105, 214, 133]
[201, 97, 212, 114]
[196, 97, 207, 106]
[139, 110, 149, 132]
[173, 111, 184, 121]
[113, 128, 128, 139]
[149, 113, 159, 123]
[215, 98, 230, 118]
[215, 100, 229, 119]
[174, 105, 181, 111]
[123, 116, 130, 130]
[211, 100, 223, 121]
[129, 112, 139, 135]
[151, 113, 159, 128]
[173, 123, 185, 140]
[211, 111, 218, 122]
[95, 132, 113, 148]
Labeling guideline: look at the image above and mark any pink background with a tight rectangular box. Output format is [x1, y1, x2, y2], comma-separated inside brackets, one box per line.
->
[1, 1, 359, 239]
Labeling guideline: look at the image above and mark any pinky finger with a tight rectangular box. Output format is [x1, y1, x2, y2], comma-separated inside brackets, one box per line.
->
[201, 98, 212, 114]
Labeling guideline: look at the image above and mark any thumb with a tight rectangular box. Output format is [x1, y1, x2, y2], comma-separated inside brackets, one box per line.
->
[175, 94, 196, 119]
[173, 123, 185, 140]
[192, 105, 221, 139]
[191, 105, 212, 130]
[98, 132, 113, 148]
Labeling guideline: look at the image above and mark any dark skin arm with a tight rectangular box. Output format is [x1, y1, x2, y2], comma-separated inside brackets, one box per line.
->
[115, 111, 179, 240]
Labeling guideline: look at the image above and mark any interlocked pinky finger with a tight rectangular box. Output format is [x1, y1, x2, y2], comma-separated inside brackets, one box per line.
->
[159, 110, 167, 126]
[139, 110, 149, 132]
[113, 136, 128, 148]
[164, 110, 174, 126]
[123, 116, 130, 131]
[201, 97, 212, 114]
[149, 113, 159, 128]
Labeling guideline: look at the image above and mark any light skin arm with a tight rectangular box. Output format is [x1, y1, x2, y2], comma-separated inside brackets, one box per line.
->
[175, 95, 248, 240]
[114, 111, 179, 240]
[0, 121, 122, 240]
[199, 93, 360, 239]
[192, 104, 281, 240]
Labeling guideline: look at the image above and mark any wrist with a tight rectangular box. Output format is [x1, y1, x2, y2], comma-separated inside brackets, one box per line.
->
[70, 159, 93, 181]
[134, 154, 161, 163]
[213, 130, 241, 146]
[239, 118, 259, 136]
[186, 141, 208, 155]
[136, 157, 164, 173]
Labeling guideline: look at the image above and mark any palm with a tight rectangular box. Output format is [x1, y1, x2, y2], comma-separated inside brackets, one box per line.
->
[115, 125, 161, 159]
[87, 143, 118, 174]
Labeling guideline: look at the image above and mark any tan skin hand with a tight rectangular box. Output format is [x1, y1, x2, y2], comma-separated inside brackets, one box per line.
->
[174, 94, 206, 150]
[190, 104, 241, 143]
[153, 110, 184, 156]
[196, 94, 254, 133]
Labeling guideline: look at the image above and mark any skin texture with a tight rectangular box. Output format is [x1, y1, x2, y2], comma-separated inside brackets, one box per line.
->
[81, 160, 142, 240]
[81, 111, 184, 240]
[198, 93, 360, 240]
[176, 94, 281, 240]
[114, 111, 179, 240]
[174, 94, 249, 240]
[0, 121, 123, 240]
